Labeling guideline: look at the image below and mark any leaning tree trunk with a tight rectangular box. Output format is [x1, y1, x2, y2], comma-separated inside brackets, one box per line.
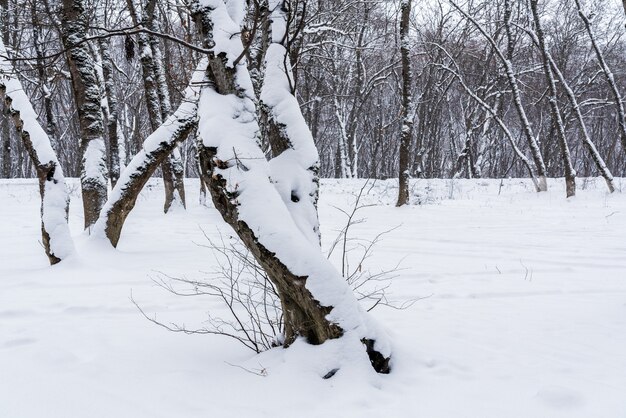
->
[525, 26, 615, 193]
[0, 40, 74, 264]
[435, 58, 541, 191]
[530, 0, 576, 197]
[189, 0, 391, 374]
[452, 0, 547, 191]
[396, 0, 412, 207]
[93, 61, 204, 247]
[60, 0, 108, 229]
[574, 0, 626, 158]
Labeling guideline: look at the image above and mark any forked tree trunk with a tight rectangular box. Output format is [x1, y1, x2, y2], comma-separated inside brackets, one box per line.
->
[396, 0, 412, 206]
[0, 40, 74, 264]
[530, 0, 576, 197]
[189, 0, 390, 374]
[60, 0, 108, 229]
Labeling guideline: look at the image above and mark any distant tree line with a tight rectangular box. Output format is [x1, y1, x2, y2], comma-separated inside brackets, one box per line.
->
[1, 0, 625, 193]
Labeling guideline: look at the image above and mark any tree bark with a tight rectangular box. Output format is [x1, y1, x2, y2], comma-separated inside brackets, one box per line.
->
[530, 0, 576, 197]
[189, 0, 390, 373]
[1, 0, 11, 178]
[98, 34, 121, 188]
[60, 0, 108, 229]
[148, 9, 187, 211]
[397, 0, 412, 206]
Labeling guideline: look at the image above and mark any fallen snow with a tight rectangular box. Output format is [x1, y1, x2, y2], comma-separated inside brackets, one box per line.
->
[1, 177, 625, 417]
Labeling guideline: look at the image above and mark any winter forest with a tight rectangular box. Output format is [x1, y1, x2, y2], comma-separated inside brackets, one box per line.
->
[1, 0, 625, 416]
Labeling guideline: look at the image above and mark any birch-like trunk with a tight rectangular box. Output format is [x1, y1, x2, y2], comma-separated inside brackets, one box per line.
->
[98, 36, 121, 188]
[396, 0, 412, 206]
[525, 26, 615, 193]
[94, 0, 121, 187]
[60, 0, 108, 229]
[431, 51, 541, 190]
[530, 0, 576, 197]
[189, 0, 391, 373]
[1, 39, 74, 264]
[574, 0, 626, 157]
[452, 0, 547, 191]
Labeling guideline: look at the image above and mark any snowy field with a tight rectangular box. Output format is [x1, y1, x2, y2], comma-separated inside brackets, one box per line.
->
[1, 177, 626, 418]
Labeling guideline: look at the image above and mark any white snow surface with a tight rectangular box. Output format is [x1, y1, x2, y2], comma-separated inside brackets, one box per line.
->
[1, 177, 625, 417]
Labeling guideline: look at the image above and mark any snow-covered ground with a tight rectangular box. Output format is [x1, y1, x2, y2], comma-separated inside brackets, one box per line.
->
[1, 177, 625, 417]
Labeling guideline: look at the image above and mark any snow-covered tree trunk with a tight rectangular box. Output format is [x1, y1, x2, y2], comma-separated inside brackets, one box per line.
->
[260, 0, 321, 243]
[332, 95, 353, 179]
[574, 0, 626, 158]
[396, 0, 412, 206]
[93, 62, 204, 247]
[148, 11, 187, 211]
[189, 0, 391, 373]
[127, 0, 186, 213]
[0, 39, 74, 264]
[98, 36, 121, 188]
[530, 0, 576, 197]
[60, 0, 108, 229]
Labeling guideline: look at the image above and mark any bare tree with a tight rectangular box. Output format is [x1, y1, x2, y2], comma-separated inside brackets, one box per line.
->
[451, 0, 548, 191]
[574, 0, 626, 159]
[396, 0, 413, 206]
[60, 0, 108, 228]
[530, 0, 576, 197]
[190, 0, 391, 373]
